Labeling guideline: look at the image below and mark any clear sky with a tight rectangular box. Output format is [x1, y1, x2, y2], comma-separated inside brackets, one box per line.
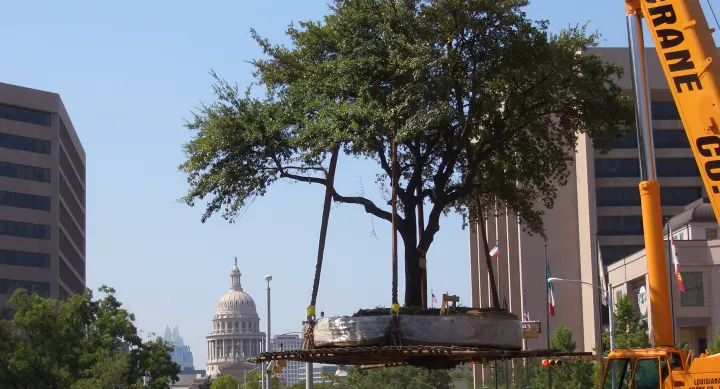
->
[2, 0, 718, 369]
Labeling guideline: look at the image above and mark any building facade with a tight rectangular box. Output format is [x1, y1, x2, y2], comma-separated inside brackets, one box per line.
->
[608, 197, 720, 355]
[468, 46, 705, 360]
[298, 364, 338, 384]
[205, 258, 266, 378]
[0, 82, 86, 318]
[271, 333, 303, 386]
[164, 325, 195, 372]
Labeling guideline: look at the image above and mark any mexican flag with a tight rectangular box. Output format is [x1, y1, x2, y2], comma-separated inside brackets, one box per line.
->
[546, 260, 556, 316]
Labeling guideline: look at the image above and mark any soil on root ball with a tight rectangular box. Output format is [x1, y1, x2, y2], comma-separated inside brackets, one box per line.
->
[352, 306, 508, 317]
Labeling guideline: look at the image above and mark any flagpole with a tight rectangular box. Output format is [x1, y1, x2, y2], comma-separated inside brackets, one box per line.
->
[665, 219, 676, 345]
[596, 233, 603, 355]
[545, 243, 552, 389]
[523, 289, 530, 389]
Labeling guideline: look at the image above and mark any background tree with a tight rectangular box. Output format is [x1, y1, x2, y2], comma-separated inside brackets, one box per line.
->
[707, 325, 720, 354]
[0, 286, 181, 389]
[600, 294, 650, 352]
[528, 324, 595, 389]
[179, 0, 634, 307]
[211, 374, 239, 389]
[345, 365, 452, 389]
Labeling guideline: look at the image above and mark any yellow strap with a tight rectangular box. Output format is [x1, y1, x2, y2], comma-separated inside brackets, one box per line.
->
[307, 305, 316, 318]
[391, 303, 400, 314]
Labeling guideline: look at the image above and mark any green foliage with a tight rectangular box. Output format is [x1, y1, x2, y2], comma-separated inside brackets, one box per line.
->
[600, 294, 650, 353]
[345, 366, 452, 389]
[525, 324, 596, 389]
[0, 286, 181, 389]
[211, 374, 239, 389]
[708, 325, 720, 354]
[236, 370, 280, 389]
[180, 0, 634, 306]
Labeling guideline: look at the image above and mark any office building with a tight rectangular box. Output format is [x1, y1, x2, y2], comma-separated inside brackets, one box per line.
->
[271, 333, 303, 386]
[468, 46, 705, 359]
[0, 82, 86, 317]
[609, 197, 720, 355]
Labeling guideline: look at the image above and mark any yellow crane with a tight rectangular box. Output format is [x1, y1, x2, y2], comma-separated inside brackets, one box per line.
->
[598, 0, 720, 387]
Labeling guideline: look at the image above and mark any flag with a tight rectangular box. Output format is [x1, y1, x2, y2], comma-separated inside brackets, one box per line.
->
[597, 242, 608, 306]
[523, 298, 531, 329]
[546, 261, 556, 316]
[431, 292, 437, 304]
[489, 246, 499, 258]
[670, 229, 686, 293]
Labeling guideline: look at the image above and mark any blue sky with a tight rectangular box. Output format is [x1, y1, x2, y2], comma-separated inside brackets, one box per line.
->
[2, 0, 717, 369]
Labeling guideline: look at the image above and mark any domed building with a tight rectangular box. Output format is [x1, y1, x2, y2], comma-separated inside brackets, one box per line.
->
[205, 258, 265, 378]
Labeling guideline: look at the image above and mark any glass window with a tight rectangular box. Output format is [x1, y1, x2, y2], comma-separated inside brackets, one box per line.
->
[680, 272, 704, 306]
[632, 358, 660, 388]
[0, 132, 51, 154]
[0, 104, 51, 127]
[0, 220, 51, 240]
[59, 120, 85, 183]
[651, 101, 681, 120]
[0, 249, 50, 268]
[654, 130, 690, 148]
[600, 245, 645, 263]
[0, 279, 51, 298]
[597, 187, 641, 206]
[59, 256, 85, 295]
[595, 159, 640, 178]
[611, 129, 689, 149]
[656, 158, 700, 177]
[598, 216, 644, 236]
[699, 338, 708, 354]
[706, 228, 718, 240]
[0, 190, 51, 211]
[0, 161, 51, 183]
[660, 187, 703, 206]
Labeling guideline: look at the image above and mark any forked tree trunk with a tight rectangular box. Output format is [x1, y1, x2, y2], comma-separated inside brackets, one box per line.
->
[478, 208, 501, 309]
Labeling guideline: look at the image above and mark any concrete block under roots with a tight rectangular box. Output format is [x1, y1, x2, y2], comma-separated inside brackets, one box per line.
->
[312, 313, 523, 350]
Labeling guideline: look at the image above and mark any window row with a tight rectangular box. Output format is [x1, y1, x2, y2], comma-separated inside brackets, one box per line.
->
[60, 204, 85, 255]
[60, 120, 85, 183]
[595, 158, 700, 178]
[59, 256, 85, 295]
[60, 230, 85, 277]
[597, 215, 673, 236]
[0, 161, 51, 183]
[0, 103, 51, 127]
[612, 129, 689, 149]
[0, 278, 51, 298]
[0, 220, 51, 240]
[596, 186, 702, 207]
[0, 190, 51, 211]
[0, 249, 50, 268]
[215, 320, 258, 330]
[0, 132, 51, 154]
[60, 154, 85, 204]
[600, 245, 645, 264]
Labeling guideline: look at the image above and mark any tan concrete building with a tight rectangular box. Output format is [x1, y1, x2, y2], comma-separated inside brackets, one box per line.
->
[609, 197, 720, 355]
[0, 82, 86, 317]
[467, 46, 706, 361]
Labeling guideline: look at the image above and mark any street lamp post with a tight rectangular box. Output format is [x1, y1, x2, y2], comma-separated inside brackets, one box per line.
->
[265, 275, 273, 389]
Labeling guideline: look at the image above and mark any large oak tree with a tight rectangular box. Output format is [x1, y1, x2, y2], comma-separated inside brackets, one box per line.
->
[179, 0, 634, 307]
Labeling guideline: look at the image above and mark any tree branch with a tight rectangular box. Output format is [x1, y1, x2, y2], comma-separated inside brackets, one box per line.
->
[279, 171, 404, 228]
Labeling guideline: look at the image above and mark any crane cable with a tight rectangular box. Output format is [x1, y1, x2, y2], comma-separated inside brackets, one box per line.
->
[708, 0, 720, 32]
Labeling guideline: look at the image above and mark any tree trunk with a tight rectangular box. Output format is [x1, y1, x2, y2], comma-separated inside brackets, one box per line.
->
[403, 240, 424, 307]
[478, 208, 501, 308]
[401, 203, 423, 307]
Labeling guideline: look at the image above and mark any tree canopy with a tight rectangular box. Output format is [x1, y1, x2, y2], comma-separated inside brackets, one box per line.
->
[179, 0, 634, 306]
[0, 286, 181, 389]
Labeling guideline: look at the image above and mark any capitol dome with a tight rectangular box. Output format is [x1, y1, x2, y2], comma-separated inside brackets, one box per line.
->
[215, 261, 258, 318]
[206, 257, 265, 378]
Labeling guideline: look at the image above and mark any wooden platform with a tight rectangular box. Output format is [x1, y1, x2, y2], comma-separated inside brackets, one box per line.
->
[248, 345, 595, 370]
